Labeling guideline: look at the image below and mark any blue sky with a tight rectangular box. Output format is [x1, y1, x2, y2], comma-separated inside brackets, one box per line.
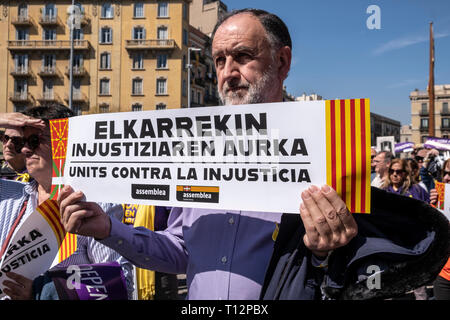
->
[221, 0, 450, 126]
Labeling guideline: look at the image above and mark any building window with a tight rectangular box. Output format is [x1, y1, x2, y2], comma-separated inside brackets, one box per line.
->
[132, 53, 144, 69]
[132, 78, 143, 95]
[156, 78, 167, 95]
[442, 118, 450, 129]
[132, 103, 142, 112]
[157, 54, 168, 69]
[420, 118, 429, 129]
[16, 28, 29, 40]
[18, 3, 28, 18]
[73, 28, 83, 40]
[15, 54, 28, 73]
[157, 26, 168, 40]
[99, 78, 110, 95]
[134, 3, 144, 18]
[14, 79, 27, 97]
[100, 52, 111, 69]
[99, 104, 109, 113]
[44, 3, 56, 17]
[101, 3, 114, 18]
[157, 2, 168, 17]
[43, 28, 56, 41]
[43, 79, 54, 99]
[197, 92, 201, 105]
[183, 55, 187, 70]
[156, 103, 166, 110]
[443, 102, 449, 113]
[100, 27, 113, 44]
[72, 105, 82, 116]
[421, 103, 428, 114]
[182, 28, 188, 45]
[133, 26, 145, 40]
[42, 54, 56, 72]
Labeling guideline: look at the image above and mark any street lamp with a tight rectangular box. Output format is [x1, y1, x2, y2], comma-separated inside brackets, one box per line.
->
[67, 2, 81, 112]
[187, 47, 201, 108]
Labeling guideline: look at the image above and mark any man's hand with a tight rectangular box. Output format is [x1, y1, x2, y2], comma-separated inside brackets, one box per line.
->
[300, 185, 358, 257]
[2, 272, 33, 300]
[0, 113, 45, 130]
[429, 188, 438, 206]
[58, 185, 111, 239]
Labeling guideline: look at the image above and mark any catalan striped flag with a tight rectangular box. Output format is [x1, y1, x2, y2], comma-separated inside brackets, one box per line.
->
[49, 118, 69, 200]
[36, 200, 78, 262]
[326, 99, 371, 214]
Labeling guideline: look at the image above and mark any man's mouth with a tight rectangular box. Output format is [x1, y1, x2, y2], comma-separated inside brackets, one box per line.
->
[226, 86, 249, 93]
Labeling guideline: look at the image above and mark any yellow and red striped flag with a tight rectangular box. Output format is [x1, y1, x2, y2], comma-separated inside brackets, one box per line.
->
[37, 200, 77, 263]
[326, 99, 371, 213]
[49, 118, 69, 200]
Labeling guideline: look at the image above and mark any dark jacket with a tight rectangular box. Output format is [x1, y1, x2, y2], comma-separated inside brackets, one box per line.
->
[260, 187, 449, 300]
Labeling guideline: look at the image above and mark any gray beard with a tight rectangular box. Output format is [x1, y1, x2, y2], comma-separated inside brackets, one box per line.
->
[219, 67, 275, 106]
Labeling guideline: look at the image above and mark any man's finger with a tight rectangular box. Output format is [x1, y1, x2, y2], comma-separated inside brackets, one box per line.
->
[300, 203, 320, 246]
[320, 185, 358, 236]
[301, 188, 332, 240]
[309, 185, 345, 238]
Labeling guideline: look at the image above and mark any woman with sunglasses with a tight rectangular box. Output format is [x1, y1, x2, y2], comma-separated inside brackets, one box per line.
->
[1, 128, 28, 182]
[382, 158, 430, 203]
[382, 158, 431, 300]
[429, 159, 450, 300]
[0, 107, 133, 300]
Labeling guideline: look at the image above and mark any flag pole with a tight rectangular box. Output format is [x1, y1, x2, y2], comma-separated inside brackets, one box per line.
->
[428, 22, 435, 138]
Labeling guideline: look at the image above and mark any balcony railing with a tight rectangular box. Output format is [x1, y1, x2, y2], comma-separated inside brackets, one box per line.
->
[125, 39, 176, 50]
[7, 40, 90, 51]
[37, 92, 60, 103]
[65, 92, 88, 103]
[9, 92, 33, 103]
[420, 126, 429, 132]
[38, 66, 59, 77]
[12, 15, 34, 26]
[65, 65, 87, 77]
[419, 109, 429, 116]
[39, 14, 59, 25]
[10, 66, 33, 77]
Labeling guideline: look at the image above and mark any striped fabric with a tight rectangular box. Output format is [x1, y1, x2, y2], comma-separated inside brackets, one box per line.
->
[326, 99, 371, 213]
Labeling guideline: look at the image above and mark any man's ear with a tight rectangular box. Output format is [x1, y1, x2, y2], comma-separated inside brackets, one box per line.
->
[276, 46, 292, 81]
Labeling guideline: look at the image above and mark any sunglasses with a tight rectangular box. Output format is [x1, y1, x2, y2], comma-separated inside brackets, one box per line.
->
[389, 169, 405, 175]
[443, 171, 450, 177]
[415, 156, 424, 162]
[1, 134, 25, 153]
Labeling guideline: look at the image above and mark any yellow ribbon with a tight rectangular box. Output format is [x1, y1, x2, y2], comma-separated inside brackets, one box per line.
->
[15, 173, 31, 183]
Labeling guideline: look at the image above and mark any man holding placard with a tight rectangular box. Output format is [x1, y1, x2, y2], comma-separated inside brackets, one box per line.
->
[58, 9, 359, 300]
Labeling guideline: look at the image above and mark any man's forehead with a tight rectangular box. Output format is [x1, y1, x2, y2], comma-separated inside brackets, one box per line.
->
[212, 14, 267, 52]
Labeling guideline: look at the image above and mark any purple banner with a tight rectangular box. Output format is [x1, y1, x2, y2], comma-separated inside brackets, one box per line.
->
[424, 137, 450, 151]
[394, 142, 415, 153]
[49, 262, 128, 300]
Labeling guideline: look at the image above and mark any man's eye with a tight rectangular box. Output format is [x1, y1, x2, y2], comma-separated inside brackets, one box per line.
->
[236, 53, 252, 63]
[215, 57, 225, 67]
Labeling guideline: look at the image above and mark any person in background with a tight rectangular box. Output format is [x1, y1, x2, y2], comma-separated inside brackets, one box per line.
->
[371, 151, 394, 188]
[0, 106, 133, 300]
[382, 158, 430, 300]
[406, 158, 428, 193]
[0, 128, 29, 182]
[429, 158, 450, 300]
[122, 205, 178, 300]
[370, 147, 377, 182]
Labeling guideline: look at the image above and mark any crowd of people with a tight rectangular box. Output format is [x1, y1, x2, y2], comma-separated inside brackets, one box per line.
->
[371, 147, 450, 299]
[0, 8, 448, 301]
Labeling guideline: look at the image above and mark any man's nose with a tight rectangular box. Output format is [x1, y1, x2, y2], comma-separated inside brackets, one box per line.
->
[222, 57, 240, 81]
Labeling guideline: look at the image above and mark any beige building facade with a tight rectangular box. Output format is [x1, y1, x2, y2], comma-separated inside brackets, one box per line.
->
[410, 84, 450, 144]
[189, 0, 227, 37]
[0, 0, 192, 115]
